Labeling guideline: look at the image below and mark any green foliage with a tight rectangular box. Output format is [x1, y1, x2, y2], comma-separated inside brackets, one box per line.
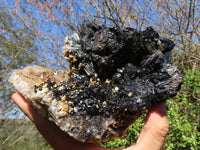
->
[163, 67, 200, 150]
[101, 67, 200, 150]
[0, 1, 199, 149]
[100, 114, 145, 149]
[164, 96, 200, 150]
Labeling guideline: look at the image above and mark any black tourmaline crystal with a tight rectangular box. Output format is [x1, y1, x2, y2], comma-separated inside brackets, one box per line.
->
[9, 20, 183, 143]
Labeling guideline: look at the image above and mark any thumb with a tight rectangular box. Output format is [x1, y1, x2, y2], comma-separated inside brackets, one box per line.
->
[126, 102, 169, 150]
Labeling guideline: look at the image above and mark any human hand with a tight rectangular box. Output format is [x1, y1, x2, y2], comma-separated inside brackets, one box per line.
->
[12, 93, 169, 150]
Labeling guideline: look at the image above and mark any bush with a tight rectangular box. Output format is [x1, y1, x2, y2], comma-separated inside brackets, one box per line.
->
[1, 68, 199, 150]
[101, 67, 200, 150]
[164, 67, 200, 150]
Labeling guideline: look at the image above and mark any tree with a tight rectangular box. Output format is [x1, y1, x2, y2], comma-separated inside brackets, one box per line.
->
[17, 0, 200, 68]
[1, 0, 199, 149]
[0, 5, 37, 117]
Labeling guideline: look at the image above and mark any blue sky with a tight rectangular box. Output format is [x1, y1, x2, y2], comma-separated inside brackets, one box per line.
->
[1, 0, 199, 118]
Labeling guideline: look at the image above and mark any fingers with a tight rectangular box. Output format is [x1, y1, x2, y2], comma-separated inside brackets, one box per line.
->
[12, 93, 168, 150]
[125, 102, 169, 150]
[11, 93, 37, 122]
[11, 93, 110, 150]
[11, 93, 79, 149]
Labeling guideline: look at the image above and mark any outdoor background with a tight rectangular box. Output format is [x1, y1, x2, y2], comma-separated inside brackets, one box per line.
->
[0, 0, 199, 149]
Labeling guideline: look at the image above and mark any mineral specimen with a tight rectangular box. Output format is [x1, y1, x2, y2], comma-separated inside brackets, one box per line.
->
[9, 20, 183, 143]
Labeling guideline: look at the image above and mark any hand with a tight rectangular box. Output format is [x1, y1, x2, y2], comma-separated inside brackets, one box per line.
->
[12, 93, 169, 150]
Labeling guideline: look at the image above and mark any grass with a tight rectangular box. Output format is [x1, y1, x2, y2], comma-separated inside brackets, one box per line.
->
[0, 119, 53, 150]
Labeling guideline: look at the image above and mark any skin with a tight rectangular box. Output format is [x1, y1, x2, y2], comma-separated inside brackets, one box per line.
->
[12, 93, 169, 150]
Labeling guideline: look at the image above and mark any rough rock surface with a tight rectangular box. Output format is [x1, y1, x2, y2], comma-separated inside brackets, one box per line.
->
[9, 20, 183, 143]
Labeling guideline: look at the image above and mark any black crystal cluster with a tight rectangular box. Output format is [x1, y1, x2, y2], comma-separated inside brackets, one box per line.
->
[60, 20, 182, 116]
[34, 20, 182, 142]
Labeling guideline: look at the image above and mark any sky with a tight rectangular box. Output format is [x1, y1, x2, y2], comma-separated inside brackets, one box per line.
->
[1, 0, 199, 118]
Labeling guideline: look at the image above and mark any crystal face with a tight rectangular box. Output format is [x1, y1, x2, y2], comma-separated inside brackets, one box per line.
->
[9, 20, 182, 143]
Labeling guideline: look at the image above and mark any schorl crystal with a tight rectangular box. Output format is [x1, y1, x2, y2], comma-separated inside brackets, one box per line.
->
[9, 20, 182, 143]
